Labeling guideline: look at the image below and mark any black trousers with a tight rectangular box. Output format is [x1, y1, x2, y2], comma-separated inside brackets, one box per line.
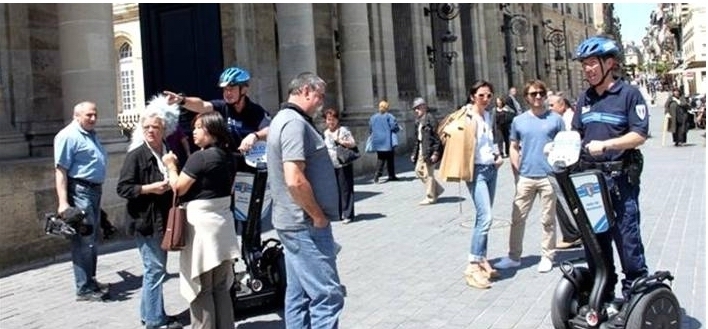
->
[335, 164, 355, 220]
[375, 150, 396, 179]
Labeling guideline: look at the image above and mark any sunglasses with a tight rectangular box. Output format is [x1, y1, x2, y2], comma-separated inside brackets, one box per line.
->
[527, 91, 547, 98]
[475, 93, 493, 99]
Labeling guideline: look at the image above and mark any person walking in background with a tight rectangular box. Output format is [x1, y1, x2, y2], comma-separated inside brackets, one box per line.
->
[117, 95, 184, 329]
[494, 80, 565, 274]
[439, 80, 504, 289]
[409, 97, 444, 205]
[665, 87, 691, 146]
[323, 107, 358, 224]
[53, 101, 110, 302]
[505, 87, 522, 115]
[492, 97, 515, 158]
[162, 111, 240, 329]
[267, 72, 345, 329]
[547, 94, 582, 249]
[369, 100, 400, 183]
[549, 95, 576, 131]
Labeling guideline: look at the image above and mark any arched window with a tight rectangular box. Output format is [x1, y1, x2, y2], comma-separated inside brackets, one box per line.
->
[118, 42, 136, 112]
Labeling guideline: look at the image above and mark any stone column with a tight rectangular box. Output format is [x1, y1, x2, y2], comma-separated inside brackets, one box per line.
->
[58, 4, 123, 152]
[338, 3, 375, 121]
[275, 4, 317, 100]
[369, 4, 400, 110]
[0, 4, 29, 159]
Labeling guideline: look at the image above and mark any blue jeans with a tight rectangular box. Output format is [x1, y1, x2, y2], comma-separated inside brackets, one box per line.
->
[68, 182, 102, 295]
[276, 225, 344, 329]
[136, 233, 168, 326]
[465, 164, 498, 262]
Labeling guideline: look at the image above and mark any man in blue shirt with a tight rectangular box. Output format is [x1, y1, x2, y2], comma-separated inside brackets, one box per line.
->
[572, 35, 650, 304]
[54, 101, 109, 302]
[495, 80, 565, 273]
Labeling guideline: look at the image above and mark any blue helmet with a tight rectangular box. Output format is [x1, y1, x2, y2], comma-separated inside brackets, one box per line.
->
[574, 36, 621, 61]
[218, 66, 250, 87]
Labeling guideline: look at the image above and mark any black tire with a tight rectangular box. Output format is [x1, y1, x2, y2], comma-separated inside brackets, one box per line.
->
[551, 268, 592, 329]
[625, 286, 681, 329]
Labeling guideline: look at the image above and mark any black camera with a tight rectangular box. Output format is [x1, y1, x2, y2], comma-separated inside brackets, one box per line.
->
[43, 207, 92, 239]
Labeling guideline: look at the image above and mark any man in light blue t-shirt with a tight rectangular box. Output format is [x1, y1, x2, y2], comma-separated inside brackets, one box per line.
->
[495, 80, 565, 274]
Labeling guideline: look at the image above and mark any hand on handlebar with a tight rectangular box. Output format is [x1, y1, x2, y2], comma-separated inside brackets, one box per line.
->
[585, 140, 607, 157]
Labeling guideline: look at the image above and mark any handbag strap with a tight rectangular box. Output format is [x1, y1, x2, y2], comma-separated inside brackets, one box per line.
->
[172, 190, 179, 207]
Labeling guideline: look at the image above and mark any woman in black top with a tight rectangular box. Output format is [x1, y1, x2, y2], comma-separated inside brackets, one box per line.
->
[163, 111, 240, 329]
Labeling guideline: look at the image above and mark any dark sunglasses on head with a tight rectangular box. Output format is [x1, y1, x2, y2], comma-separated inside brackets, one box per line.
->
[475, 93, 493, 99]
[527, 91, 547, 98]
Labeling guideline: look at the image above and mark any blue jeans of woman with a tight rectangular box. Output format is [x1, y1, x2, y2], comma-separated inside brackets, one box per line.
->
[465, 164, 498, 262]
[68, 181, 102, 295]
[136, 233, 168, 326]
[276, 224, 345, 329]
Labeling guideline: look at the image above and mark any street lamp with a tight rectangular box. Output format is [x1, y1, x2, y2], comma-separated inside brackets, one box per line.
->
[543, 17, 572, 96]
[425, 4, 460, 67]
[499, 3, 529, 87]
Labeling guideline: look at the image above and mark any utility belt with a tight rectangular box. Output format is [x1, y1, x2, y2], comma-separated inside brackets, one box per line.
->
[578, 149, 643, 185]
[68, 177, 103, 189]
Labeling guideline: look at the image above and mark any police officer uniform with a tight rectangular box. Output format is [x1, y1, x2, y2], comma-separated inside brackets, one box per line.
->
[572, 78, 649, 300]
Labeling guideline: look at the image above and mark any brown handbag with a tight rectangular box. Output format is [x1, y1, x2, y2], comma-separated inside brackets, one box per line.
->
[161, 192, 186, 251]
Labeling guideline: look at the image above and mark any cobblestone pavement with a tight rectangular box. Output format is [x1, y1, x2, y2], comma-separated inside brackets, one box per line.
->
[1, 91, 704, 329]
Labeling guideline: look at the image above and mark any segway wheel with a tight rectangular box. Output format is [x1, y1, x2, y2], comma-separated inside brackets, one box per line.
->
[625, 286, 681, 329]
[551, 268, 592, 329]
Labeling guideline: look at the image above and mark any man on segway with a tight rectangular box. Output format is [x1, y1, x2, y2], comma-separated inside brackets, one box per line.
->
[571, 35, 650, 317]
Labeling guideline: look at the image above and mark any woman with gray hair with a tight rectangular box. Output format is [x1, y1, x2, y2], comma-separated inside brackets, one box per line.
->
[117, 94, 184, 329]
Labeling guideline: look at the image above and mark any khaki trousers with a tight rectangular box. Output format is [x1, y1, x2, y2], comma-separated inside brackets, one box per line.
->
[415, 151, 442, 201]
[508, 176, 557, 261]
[190, 260, 235, 329]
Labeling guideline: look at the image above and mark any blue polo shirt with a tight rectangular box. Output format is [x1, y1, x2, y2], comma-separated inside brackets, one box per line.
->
[54, 121, 108, 184]
[211, 96, 271, 147]
[572, 79, 649, 162]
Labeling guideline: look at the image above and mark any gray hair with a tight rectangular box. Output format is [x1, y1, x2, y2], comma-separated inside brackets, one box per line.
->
[287, 72, 326, 96]
[128, 94, 180, 152]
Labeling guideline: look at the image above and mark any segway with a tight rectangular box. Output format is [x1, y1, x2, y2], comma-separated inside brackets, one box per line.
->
[230, 141, 286, 315]
[546, 131, 681, 329]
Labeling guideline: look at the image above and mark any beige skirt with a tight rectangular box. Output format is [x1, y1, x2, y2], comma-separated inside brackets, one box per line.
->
[179, 196, 240, 303]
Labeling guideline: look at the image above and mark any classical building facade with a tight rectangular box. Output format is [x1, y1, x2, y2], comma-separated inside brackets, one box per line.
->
[0, 3, 596, 270]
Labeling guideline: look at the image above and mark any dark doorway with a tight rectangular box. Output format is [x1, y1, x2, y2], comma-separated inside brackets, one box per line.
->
[139, 4, 224, 151]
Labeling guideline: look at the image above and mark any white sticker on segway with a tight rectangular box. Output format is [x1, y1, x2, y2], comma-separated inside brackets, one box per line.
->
[547, 131, 581, 168]
[244, 140, 268, 168]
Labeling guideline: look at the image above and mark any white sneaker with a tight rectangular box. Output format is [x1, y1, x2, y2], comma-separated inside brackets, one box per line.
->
[494, 257, 521, 269]
[537, 257, 554, 273]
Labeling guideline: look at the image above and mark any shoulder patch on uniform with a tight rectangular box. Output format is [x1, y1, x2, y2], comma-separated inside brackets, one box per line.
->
[635, 104, 647, 120]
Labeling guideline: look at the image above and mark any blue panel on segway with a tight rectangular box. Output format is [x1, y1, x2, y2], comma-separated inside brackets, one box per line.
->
[570, 172, 611, 233]
[232, 173, 273, 222]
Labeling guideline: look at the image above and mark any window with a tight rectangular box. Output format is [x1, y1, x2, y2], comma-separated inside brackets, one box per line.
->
[118, 42, 136, 112]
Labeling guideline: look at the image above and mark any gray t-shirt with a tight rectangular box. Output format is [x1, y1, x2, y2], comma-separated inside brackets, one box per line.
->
[267, 107, 339, 230]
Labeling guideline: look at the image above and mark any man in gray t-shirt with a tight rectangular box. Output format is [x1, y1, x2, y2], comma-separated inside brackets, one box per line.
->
[266, 72, 344, 328]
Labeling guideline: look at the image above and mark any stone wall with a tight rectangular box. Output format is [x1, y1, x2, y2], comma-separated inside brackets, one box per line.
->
[0, 152, 128, 273]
